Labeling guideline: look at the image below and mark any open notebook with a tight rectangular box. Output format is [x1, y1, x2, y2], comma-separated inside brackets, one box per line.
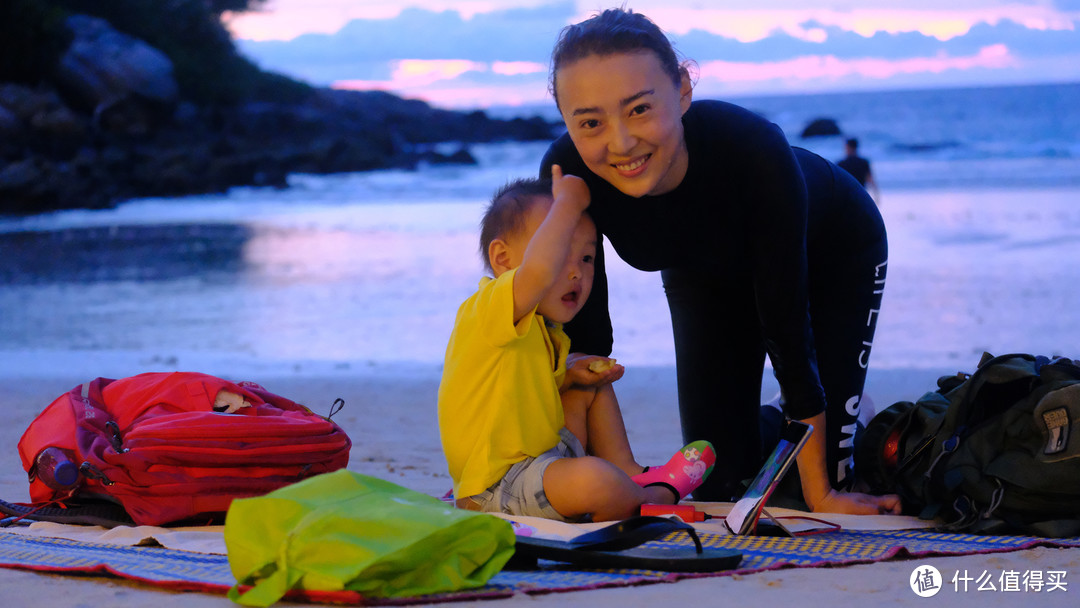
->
[724, 420, 813, 536]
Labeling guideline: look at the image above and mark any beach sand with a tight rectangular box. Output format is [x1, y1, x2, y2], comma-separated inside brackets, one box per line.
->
[2, 365, 1077, 607]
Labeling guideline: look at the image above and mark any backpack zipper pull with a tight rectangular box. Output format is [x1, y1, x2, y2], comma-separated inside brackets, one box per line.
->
[105, 421, 127, 453]
[924, 434, 960, 479]
[983, 480, 1005, 518]
[327, 398, 345, 419]
[79, 462, 115, 486]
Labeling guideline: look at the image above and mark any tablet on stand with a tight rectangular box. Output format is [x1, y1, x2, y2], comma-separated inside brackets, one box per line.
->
[724, 420, 813, 536]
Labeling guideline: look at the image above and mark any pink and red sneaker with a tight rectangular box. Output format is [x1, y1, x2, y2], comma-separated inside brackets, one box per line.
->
[632, 440, 716, 501]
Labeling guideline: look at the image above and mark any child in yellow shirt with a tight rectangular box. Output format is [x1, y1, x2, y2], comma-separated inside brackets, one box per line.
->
[438, 166, 715, 522]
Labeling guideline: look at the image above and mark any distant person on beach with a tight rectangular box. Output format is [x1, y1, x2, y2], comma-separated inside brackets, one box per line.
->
[541, 7, 899, 515]
[438, 172, 716, 522]
[838, 137, 881, 202]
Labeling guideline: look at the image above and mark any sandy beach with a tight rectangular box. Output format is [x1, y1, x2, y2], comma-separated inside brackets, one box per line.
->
[1, 140, 1078, 605]
[2, 364, 1078, 607]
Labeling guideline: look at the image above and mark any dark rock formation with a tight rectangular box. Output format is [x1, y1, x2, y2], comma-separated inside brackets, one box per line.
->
[55, 15, 179, 112]
[800, 117, 842, 138]
[0, 14, 560, 215]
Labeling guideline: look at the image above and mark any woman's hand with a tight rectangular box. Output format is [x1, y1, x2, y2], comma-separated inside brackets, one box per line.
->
[562, 353, 624, 390]
[795, 411, 902, 516]
[812, 489, 902, 515]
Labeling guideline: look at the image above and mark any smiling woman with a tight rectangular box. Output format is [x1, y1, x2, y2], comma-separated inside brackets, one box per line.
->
[554, 52, 692, 198]
[540, 7, 900, 517]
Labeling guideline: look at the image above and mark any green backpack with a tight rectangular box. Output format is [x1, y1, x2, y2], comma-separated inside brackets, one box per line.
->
[858, 352, 1080, 537]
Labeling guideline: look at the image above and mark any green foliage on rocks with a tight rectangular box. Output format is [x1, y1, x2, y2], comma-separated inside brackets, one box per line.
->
[1, 0, 309, 105]
[0, 1, 73, 84]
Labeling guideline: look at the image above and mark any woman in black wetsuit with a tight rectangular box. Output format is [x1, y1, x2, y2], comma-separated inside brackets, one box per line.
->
[541, 8, 899, 514]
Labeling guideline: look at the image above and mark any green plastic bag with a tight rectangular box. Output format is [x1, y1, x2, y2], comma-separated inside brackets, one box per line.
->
[225, 469, 515, 605]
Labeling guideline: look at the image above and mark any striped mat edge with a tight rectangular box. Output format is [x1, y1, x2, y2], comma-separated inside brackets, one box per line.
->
[2, 528, 1078, 605]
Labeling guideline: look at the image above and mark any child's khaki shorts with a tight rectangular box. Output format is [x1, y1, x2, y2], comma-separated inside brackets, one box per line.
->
[464, 427, 585, 522]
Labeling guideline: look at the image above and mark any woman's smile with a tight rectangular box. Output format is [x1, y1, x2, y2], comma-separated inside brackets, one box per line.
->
[613, 154, 651, 176]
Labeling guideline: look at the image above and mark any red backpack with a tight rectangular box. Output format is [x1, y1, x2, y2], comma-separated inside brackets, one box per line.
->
[15, 372, 351, 526]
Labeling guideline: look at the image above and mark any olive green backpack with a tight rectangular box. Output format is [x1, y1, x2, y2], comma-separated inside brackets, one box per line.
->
[858, 352, 1080, 536]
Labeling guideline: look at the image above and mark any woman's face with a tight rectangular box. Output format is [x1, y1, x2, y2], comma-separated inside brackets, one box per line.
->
[555, 51, 692, 198]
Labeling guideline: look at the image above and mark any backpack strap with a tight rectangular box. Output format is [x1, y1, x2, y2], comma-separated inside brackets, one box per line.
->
[0, 497, 134, 528]
[923, 354, 1040, 475]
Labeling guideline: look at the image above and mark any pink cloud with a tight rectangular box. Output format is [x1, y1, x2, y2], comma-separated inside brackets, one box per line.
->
[332, 59, 486, 94]
[332, 58, 551, 107]
[333, 76, 551, 110]
[392, 59, 486, 85]
[645, 7, 1075, 42]
[224, 1, 512, 41]
[409, 85, 551, 108]
[227, 2, 1078, 45]
[332, 46, 1026, 108]
[491, 61, 547, 76]
[696, 44, 1018, 84]
[331, 80, 551, 108]
[331, 59, 482, 99]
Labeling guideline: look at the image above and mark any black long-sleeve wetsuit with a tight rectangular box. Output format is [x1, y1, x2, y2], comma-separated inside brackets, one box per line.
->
[541, 100, 887, 500]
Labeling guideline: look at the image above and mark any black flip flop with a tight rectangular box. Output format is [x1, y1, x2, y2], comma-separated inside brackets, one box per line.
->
[506, 515, 742, 572]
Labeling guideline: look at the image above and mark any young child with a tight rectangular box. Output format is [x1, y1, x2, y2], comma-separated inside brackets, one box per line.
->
[438, 166, 715, 522]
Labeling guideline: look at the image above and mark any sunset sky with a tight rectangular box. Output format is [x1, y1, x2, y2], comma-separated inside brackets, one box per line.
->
[224, 0, 1080, 109]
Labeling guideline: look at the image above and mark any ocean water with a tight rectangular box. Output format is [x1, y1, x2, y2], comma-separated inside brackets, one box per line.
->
[736, 82, 1080, 191]
[1, 83, 1079, 377]
[498, 81, 1080, 189]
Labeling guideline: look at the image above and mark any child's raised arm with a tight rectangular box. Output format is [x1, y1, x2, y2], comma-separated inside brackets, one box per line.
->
[511, 165, 590, 323]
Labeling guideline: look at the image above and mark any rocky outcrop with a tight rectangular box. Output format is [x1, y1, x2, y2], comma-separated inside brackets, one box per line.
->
[0, 14, 560, 215]
[800, 117, 842, 138]
[55, 14, 179, 136]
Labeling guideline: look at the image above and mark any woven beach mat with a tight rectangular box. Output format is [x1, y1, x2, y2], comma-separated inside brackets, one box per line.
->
[1, 528, 1079, 605]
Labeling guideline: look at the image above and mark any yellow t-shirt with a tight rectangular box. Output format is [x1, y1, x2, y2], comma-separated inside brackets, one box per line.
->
[438, 268, 569, 499]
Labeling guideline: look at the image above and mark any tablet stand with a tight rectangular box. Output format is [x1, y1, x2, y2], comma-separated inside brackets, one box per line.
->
[749, 507, 794, 537]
